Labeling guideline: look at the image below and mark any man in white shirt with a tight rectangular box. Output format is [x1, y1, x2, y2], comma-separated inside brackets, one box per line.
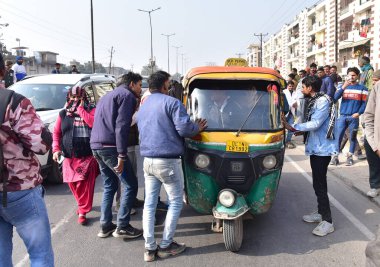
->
[11, 56, 27, 81]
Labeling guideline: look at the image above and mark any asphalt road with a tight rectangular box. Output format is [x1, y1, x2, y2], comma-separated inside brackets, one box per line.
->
[11, 147, 380, 267]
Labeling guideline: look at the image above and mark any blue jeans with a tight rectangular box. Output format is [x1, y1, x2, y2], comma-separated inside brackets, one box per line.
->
[337, 115, 359, 154]
[143, 158, 184, 250]
[0, 185, 54, 267]
[92, 148, 138, 228]
[286, 113, 295, 143]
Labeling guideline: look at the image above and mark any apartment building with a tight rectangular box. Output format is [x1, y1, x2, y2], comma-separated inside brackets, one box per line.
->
[261, 0, 379, 76]
[246, 44, 260, 67]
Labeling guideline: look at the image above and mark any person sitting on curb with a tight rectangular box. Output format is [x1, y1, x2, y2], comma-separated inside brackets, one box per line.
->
[363, 70, 380, 198]
[282, 75, 338, 237]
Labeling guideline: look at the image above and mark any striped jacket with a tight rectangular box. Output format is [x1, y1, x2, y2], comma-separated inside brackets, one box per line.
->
[334, 83, 368, 115]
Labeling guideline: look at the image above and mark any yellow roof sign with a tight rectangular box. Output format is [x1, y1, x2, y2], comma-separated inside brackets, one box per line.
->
[224, 58, 248, 67]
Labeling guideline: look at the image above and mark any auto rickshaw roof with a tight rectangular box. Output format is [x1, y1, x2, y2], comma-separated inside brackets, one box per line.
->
[185, 66, 283, 80]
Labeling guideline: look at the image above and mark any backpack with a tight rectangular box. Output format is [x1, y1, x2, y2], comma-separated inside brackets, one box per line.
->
[0, 89, 14, 207]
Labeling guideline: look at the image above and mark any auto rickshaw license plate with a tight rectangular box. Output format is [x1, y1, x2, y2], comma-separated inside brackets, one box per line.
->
[226, 141, 249, 153]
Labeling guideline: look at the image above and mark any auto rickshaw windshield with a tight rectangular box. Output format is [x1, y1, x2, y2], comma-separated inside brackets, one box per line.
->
[188, 84, 281, 131]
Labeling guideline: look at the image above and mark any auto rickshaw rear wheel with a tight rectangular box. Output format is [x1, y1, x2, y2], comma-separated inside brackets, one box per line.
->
[223, 217, 243, 252]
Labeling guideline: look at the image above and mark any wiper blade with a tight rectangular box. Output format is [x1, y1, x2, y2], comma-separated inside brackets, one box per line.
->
[236, 94, 264, 137]
[35, 108, 54, 111]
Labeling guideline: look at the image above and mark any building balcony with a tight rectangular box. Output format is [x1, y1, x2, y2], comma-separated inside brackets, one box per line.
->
[306, 44, 325, 57]
[355, 0, 373, 13]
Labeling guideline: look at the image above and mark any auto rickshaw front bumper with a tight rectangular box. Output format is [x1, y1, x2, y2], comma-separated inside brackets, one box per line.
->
[213, 193, 249, 220]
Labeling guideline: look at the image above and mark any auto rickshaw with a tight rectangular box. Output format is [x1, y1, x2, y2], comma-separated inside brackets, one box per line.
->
[182, 60, 287, 252]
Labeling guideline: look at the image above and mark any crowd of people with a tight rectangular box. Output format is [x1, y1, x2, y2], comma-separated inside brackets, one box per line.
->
[2, 48, 380, 265]
[282, 57, 380, 239]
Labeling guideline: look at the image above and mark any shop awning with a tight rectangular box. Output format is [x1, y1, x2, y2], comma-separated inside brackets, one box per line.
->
[339, 38, 370, 50]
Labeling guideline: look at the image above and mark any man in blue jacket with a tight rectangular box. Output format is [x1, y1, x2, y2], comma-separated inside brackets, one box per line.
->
[317, 66, 335, 98]
[332, 67, 368, 166]
[91, 72, 143, 239]
[283, 75, 338, 237]
[137, 71, 207, 262]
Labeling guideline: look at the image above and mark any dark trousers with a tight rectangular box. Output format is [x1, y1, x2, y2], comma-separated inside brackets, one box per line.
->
[364, 139, 380, 189]
[310, 155, 332, 223]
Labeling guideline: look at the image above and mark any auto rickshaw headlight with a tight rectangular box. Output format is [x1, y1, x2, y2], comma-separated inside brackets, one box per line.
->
[194, 154, 210, 169]
[218, 190, 236, 207]
[262, 155, 277, 170]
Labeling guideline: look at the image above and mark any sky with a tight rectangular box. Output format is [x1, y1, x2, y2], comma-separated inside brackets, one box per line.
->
[0, 0, 320, 74]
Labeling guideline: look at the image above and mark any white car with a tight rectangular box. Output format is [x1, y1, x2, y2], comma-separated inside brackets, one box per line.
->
[10, 74, 116, 183]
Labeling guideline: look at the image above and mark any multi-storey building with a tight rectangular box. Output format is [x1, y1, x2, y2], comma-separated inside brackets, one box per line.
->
[246, 44, 260, 67]
[260, 0, 379, 76]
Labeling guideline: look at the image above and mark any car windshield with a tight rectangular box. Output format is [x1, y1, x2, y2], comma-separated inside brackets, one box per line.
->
[188, 86, 281, 131]
[12, 83, 73, 110]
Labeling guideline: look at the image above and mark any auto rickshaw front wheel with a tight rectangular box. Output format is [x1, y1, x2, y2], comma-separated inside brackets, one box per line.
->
[223, 217, 243, 252]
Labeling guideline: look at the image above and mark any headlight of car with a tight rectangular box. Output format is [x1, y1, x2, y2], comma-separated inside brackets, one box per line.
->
[262, 155, 277, 170]
[218, 190, 236, 207]
[194, 154, 210, 169]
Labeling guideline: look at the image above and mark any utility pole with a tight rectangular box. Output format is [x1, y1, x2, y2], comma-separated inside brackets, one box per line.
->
[161, 33, 175, 73]
[108, 46, 115, 74]
[138, 7, 161, 74]
[172, 45, 182, 74]
[90, 0, 95, 73]
[254, 33, 268, 67]
[334, 0, 338, 63]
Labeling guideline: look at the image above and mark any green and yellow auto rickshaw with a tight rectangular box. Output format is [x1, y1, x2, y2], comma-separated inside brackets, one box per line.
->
[182, 61, 287, 252]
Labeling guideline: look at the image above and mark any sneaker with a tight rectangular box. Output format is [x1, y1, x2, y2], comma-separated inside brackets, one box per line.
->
[144, 249, 157, 262]
[357, 154, 367, 160]
[330, 156, 339, 166]
[345, 155, 354, 166]
[97, 223, 117, 238]
[285, 142, 296, 149]
[312, 221, 334, 236]
[303, 211, 322, 223]
[133, 198, 144, 208]
[157, 241, 186, 258]
[367, 188, 380, 198]
[112, 224, 143, 239]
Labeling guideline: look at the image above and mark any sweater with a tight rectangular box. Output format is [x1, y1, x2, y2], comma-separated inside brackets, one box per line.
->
[334, 83, 368, 116]
[320, 75, 336, 98]
[364, 81, 380, 152]
[90, 85, 137, 156]
[137, 92, 199, 158]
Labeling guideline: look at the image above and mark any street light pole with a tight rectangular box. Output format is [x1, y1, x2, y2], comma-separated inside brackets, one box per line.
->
[180, 53, 185, 75]
[172, 45, 182, 74]
[90, 0, 95, 73]
[161, 33, 175, 73]
[138, 7, 161, 74]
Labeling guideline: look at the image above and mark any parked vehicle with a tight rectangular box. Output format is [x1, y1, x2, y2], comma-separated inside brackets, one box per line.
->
[10, 74, 116, 183]
[182, 65, 286, 251]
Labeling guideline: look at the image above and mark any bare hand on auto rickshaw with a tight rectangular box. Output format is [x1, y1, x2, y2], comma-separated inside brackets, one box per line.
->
[281, 114, 303, 136]
[196, 118, 208, 132]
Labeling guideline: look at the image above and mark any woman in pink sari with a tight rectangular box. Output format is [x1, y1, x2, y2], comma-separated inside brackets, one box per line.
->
[52, 86, 99, 225]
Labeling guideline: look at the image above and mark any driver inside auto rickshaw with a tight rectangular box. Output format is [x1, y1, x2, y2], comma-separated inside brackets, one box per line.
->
[207, 89, 242, 129]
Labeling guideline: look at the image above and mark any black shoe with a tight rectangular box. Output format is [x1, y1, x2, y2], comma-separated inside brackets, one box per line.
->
[144, 249, 157, 262]
[112, 224, 143, 239]
[97, 223, 117, 238]
[156, 200, 168, 211]
[330, 156, 339, 166]
[133, 198, 144, 208]
[157, 241, 186, 258]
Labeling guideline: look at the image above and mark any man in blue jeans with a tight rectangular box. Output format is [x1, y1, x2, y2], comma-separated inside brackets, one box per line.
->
[0, 52, 54, 266]
[332, 67, 368, 166]
[137, 71, 207, 262]
[91, 72, 143, 239]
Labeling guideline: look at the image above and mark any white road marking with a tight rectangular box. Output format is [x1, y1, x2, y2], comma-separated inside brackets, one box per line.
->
[15, 207, 77, 267]
[285, 155, 376, 241]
